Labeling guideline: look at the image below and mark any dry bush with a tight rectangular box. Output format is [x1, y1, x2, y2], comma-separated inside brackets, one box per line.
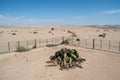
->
[16, 46, 30, 52]
[51, 28, 54, 31]
[12, 33, 16, 35]
[48, 31, 51, 33]
[33, 31, 38, 34]
[76, 38, 80, 41]
[67, 30, 77, 37]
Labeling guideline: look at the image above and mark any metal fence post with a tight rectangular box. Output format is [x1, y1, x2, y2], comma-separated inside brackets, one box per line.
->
[8, 42, 10, 53]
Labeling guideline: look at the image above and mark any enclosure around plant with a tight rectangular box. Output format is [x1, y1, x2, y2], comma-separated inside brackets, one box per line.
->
[0, 36, 120, 54]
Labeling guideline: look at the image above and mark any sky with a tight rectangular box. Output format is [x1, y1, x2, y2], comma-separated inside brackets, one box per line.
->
[0, 0, 120, 25]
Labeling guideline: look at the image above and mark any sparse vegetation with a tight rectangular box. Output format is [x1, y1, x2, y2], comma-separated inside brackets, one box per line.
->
[67, 30, 77, 37]
[76, 38, 80, 41]
[48, 31, 51, 33]
[12, 33, 16, 35]
[51, 33, 54, 35]
[33, 31, 37, 34]
[61, 39, 69, 45]
[98, 33, 107, 38]
[0, 31, 4, 34]
[51, 28, 54, 31]
[16, 46, 30, 52]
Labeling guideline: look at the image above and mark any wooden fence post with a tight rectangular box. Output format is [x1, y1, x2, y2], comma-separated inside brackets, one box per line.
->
[18, 41, 20, 49]
[93, 39, 95, 49]
[8, 42, 10, 53]
[62, 36, 64, 42]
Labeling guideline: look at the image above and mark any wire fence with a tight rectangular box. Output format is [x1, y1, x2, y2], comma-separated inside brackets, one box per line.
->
[0, 37, 120, 54]
[68, 37, 120, 54]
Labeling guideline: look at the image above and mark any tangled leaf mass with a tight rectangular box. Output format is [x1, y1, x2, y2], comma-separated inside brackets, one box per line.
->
[47, 47, 86, 70]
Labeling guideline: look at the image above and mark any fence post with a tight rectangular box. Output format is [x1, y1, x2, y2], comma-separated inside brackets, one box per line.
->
[17, 41, 20, 50]
[108, 40, 111, 51]
[93, 39, 95, 49]
[34, 39, 37, 48]
[8, 42, 10, 53]
[62, 36, 64, 42]
[100, 39, 102, 50]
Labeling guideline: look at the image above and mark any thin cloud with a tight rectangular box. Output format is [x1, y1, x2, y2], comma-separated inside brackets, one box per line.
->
[72, 16, 88, 19]
[103, 9, 120, 14]
[0, 14, 64, 25]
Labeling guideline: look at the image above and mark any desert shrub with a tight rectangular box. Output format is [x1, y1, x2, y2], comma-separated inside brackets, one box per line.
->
[15, 30, 17, 32]
[12, 33, 16, 35]
[33, 31, 37, 34]
[16, 46, 30, 52]
[67, 30, 72, 33]
[113, 30, 117, 32]
[51, 33, 54, 35]
[61, 39, 69, 45]
[51, 28, 54, 31]
[96, 30, 99, 32]
[98, 33, 107, 38]
[48, 31, 51, 33]
[35, 29, 38, 31]
[67, 30, 77, 37]
[76, 38, 80, 41]
[71, 32, 77, 37]
[0, 31, 4, 34]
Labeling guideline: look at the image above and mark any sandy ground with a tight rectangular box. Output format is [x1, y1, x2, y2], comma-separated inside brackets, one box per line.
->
[0, 26, 120, 43]
[0, 45, 120, 80]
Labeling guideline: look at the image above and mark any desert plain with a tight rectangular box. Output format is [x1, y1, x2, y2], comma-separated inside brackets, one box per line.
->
[0, 25, 120, 80]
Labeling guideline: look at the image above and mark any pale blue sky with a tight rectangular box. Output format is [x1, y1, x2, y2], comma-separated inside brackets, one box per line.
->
[0, 0, 120, 25]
